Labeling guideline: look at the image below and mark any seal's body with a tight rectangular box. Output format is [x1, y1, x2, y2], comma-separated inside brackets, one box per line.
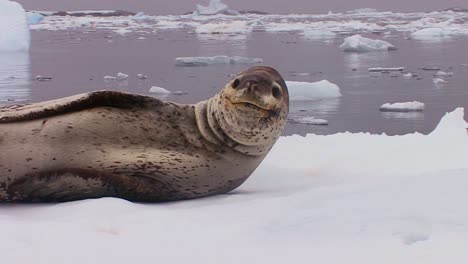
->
[0, 67, 288, 202]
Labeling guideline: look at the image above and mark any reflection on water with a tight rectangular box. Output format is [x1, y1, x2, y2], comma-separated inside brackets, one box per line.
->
[0, 52, 31, 104]
[344, 52, 392, 73]
[289, 98, 341, 114]
[380, 111, 425, 121]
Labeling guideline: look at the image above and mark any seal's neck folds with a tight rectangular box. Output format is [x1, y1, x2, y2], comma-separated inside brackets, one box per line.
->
[194, 95, 272, 156]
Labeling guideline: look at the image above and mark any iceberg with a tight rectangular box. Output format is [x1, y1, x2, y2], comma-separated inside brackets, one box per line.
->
[193, 0, 239, 15]
[0, 0, 30, 52]
[286, 80, 342, 101]
[339, 34, 396, 52]
[379, 101, 425, 112]
[175, 56, 263, 66]
[26, 12, 45, 25]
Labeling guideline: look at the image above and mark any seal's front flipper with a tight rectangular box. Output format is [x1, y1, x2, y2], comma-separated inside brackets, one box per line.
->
[0, 91, 164, 123]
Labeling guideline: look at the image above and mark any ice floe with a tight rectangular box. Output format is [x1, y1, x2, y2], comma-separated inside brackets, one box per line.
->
[175, 56, 262, 66]
[149, 86, 171, 94]
[434, 70, 453, 77]
[3, 108, 468, 263]
[195, 21, 251, 34]
[433, 78, 447, 85]
[0, 0, 30, 52]
[380, 101, 425, 112]
[340, 34, 396, 52]
[116, 72, 129, 81]
[289, 116, 329, 125]
[410, 27, 452, 40]
[28, 9, 468, 39]
[286, 80, 342, 101]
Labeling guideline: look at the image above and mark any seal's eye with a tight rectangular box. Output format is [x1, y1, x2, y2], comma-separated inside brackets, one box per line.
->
[272, 87, 281, 99]
[232, 78, 240, 89]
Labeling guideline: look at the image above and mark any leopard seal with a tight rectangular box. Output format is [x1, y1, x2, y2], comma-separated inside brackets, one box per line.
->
[0, 66, 289, 202]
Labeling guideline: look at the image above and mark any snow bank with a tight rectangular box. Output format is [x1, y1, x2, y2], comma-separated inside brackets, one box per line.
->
[193, 0, 239, 15]
[380, 101, 425, 112]
[286, 80, 342, 101]
[175, 56, 262, 66]
[339, 34, 396, 52]
[0, 0, 30, 52]
[410, 27, 452, 40]
[2, 108, 468, 263]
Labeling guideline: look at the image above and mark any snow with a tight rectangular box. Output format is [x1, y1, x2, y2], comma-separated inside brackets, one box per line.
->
[380, 101, 425, 112]
[26, 12, 45, 25]
[286, 80, 342, 101]
[0, 0, 30, 52]
[368, 67, 405, 72]
[175, 56, 263, 66]
[2, 108, 468, 263]
[410, 27, 452, 40]
[149, 86, 171, 94]
[339, 34, 397, 52]
[193, 0, 239, 16]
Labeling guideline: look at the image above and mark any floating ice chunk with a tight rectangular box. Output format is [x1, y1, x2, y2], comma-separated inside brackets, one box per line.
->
[193, 0, 239, 15]
[104, 75, 116, 81]
[346, 8, 379, 14]
[149, 86, 171, 94]
[380, 101, 425, 112]
[303, 29, 336, 39]
[286, 80, 342, 101]
[175, 56, 262, 66]
[403, 72, 415, 78]
[411, 28, 452, 40]
[290, 116, 329, 125]
[340, 34, 396, 52]
[368, 67, 405, 72]
[434, 71, 453, 77]
[137, 74, 147, 80]
[114, 28, 131, 35]
[195, 21, 250, 34]
[0, 0, 30, 52]
[26, 12, 45, 25]
[132, 12, 152, 21]
[433, 78, 447, 85]
[116, 72, 129, 81]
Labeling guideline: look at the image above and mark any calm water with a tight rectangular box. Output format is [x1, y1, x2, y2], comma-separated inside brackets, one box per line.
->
[5, 27, 464, 136]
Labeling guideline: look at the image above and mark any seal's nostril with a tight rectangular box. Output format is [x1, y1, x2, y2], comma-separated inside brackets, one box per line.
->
[232, 78, 240, 89]
[272, 87, 281, 99]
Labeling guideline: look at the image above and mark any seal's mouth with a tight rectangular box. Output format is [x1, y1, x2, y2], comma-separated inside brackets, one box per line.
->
[229, 99, 279, 117]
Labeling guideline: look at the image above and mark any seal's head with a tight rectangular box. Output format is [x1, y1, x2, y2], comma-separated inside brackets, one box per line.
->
[211, 66, 289, 151]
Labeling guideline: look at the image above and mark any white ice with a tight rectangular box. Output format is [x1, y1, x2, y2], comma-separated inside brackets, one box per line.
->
[380, 101, 425, 112]
[116, 72, 129, 81]
[433, 78, 447, 85]
[340, 34, 396, 52]
[0, 0, 30, 52]
[175, 56, 262, 66]
[2, 108, 468, 263]
[410, 27, 452, 40]
[149, 86, 171, 94]
[193, 0, 239, 16]
[290, 116, 329, 125]
[195, 21, 251, 34]
[286, 80, 342, 101]
[434, 71, 453, 77]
